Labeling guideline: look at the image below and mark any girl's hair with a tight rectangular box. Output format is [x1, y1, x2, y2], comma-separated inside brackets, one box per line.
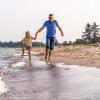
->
[25, 31, 31, 43]
[25, 31, 30, 38]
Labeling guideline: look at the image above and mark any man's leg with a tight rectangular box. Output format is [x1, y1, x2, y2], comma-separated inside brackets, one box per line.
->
[48, 37, 55, 61]
[45, 48, 49, 59]
[48, 50, 52, 61]
[45, 38, 50, 59]
[28, 48, 32, 66]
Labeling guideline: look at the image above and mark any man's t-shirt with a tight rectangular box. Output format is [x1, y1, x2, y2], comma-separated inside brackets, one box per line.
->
[43, 20, 59, 38]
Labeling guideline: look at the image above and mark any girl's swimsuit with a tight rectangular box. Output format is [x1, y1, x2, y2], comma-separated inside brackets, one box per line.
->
[22, 36, 33, 49]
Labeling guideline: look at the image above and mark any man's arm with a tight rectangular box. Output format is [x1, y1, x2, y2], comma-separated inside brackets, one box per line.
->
[55, 20, 64, 36]
[34, 26, 44, 39]
[58, 26, 64, 36]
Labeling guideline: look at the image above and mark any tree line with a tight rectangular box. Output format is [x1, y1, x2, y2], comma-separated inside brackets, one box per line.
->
[0, 41, 45, 47]
[75, 22, 100, 44]
[0, 39, 60, 47]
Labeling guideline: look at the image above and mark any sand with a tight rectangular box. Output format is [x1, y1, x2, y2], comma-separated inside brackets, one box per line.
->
[32, 45, 100, 67]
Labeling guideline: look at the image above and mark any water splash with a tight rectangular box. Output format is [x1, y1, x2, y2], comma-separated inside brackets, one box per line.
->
[0, 77, 8, 94]
[12, 62, 26, 67]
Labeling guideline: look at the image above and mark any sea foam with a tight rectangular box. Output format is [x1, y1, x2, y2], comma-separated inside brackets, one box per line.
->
[12, 62, 26, 67]
[0, 77, 8, 94]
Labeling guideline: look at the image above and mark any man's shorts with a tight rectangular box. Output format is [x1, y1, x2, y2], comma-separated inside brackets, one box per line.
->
[46, 37, 55, 50]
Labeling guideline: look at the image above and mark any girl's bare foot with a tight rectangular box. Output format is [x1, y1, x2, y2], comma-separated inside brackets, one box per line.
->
[29, 62, 32, 66]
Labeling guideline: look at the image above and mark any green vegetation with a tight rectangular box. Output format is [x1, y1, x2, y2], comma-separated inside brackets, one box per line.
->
[74, 22, 100, 45]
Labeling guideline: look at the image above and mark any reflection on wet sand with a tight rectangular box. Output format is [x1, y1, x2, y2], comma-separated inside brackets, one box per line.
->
[48, 65, 62, 100]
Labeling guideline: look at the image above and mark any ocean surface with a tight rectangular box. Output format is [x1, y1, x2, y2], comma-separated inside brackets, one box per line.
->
[0, 48, 100, 100]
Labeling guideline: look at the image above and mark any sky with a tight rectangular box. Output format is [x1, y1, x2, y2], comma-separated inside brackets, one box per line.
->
[0, 0, 100, 43]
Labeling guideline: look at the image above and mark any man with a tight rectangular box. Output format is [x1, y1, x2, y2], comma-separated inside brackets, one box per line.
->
[35, 14, 64, 61]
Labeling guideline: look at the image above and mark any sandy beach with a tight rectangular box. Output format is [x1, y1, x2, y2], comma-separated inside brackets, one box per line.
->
[32, 45, 100, 68]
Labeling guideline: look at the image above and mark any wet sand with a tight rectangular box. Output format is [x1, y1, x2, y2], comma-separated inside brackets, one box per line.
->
[1, 51, 100, 100]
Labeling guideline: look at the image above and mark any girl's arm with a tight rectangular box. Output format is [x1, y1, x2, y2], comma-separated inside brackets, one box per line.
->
[19, 38, 25, 47]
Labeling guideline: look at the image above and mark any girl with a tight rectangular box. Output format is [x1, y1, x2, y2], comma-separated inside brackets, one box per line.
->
[20, 31, 35, 66]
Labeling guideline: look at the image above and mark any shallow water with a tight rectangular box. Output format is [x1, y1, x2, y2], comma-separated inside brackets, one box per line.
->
[0, 48, 100, 100]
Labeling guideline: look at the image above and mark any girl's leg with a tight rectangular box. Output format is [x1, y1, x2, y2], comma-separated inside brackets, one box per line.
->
[28, 48, 32, 66]
[22, 49, 25, 58]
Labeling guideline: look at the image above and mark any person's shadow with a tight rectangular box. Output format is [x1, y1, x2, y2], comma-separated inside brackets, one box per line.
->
[47, 64, 63, 99]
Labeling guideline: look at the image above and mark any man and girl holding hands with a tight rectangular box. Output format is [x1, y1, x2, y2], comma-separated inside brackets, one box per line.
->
[20, 14, 64, 66]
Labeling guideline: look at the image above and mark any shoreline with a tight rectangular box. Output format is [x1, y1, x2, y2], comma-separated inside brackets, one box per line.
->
[32, 46, 100, 68]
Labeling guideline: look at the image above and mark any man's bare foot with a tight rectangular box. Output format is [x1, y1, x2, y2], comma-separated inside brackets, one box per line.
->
[21, 55, 23, 58]
[46, 60, 52, 65]
[48, 57, 51, 61]
[44, 56, 47, 60]
[48, 56, 51, 61]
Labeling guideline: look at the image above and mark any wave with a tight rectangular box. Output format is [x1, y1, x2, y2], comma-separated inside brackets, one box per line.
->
[12, 61, 26, 67]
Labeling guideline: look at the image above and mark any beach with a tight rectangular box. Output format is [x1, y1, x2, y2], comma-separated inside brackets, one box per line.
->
[1, 47, 100, 100]
[33, 45, 100, 67]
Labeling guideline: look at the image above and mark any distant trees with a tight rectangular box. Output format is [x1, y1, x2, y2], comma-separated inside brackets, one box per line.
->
[0, 41, 19, 47]
[82, 22, 100, 44]
[63, 41, 67, 46]
[0, 41, 44, 48]
[62, 41, 74, 46]
[0, 39, 61, 48]
[82, 23, 92, 43]
[75, 39, 87, 44]
[32, 42, 44, 47]
[55, 39, 59, 46]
